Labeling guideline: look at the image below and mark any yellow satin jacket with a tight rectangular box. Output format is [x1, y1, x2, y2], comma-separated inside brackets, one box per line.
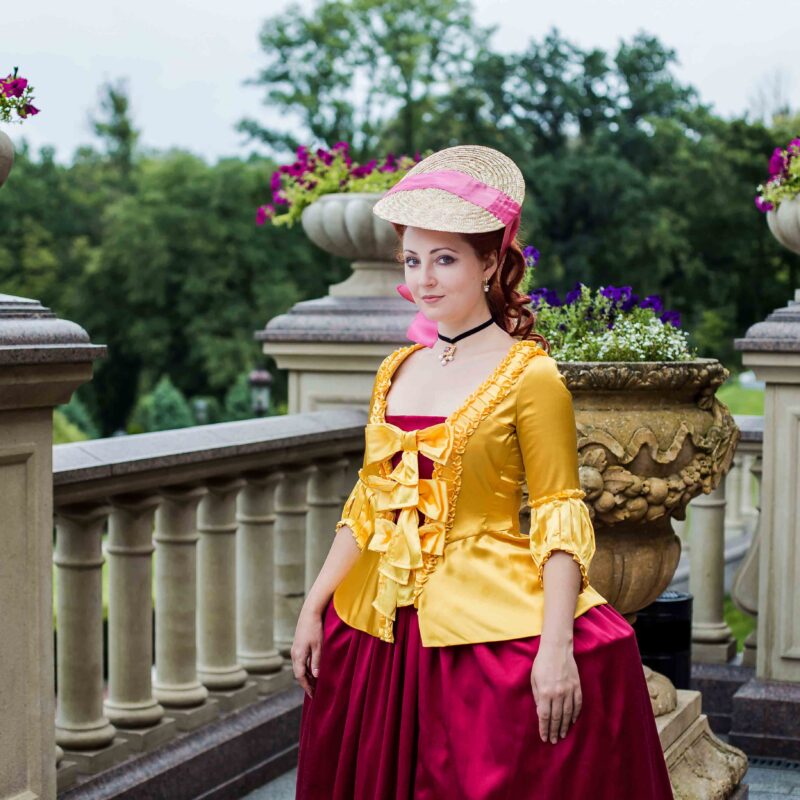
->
[332, 338, 608, 647]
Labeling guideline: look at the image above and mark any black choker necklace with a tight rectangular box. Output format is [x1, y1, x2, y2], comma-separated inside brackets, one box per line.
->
[437, 318, 495, 365]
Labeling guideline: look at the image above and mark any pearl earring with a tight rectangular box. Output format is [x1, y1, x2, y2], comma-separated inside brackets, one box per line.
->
[483, 278, 489, 293]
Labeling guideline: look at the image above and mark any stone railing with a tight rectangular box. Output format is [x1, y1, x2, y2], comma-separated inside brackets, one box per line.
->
[53, 409, 368, 792]
[674, 415, 763, 667]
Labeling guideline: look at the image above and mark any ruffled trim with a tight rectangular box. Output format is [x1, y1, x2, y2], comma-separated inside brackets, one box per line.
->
[367, 340, 548, 642]
[335, 479, 373, 550]
[527, 489, 595, 592]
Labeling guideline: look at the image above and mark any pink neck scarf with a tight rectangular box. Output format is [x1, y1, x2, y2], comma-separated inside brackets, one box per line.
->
[385, 169, 522, 347]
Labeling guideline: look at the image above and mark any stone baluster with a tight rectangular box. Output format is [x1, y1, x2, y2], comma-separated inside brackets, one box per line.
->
[274, 465, 314, 655]
[197, 477, 258, 711]
[724, 453, 746, 542]
[104, 493, 177, 751]
[153, 484, 220, 730]
[306, 457, 350, 588]
[55, 503, 130, 772]
[689, 481, 737, 663]
[740, 453, 758, 532]
[731, 454, 763, 668]
[236, 471, 289, 694]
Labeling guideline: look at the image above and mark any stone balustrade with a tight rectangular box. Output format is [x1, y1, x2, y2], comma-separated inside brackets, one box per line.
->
[52, 409, 367, 788]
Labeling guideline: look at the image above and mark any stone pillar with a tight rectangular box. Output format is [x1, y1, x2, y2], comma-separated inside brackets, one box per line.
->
[197, 476, 258, 711]
[236, 471, 290, 694]
[256, 194, 411, 414]
[105, 492, 178, 751]
[153, 484, 220, 730]
[730, 289, 800, 756]
[274, 465, 314, 655]
[735, 290, 800, 681]
[306, 457, 349, 588]
[0, 293, 105, 797]
[689, 482, 737, 663]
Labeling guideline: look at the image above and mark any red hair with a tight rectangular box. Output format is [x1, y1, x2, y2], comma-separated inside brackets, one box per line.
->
[391, 224, 549, 352]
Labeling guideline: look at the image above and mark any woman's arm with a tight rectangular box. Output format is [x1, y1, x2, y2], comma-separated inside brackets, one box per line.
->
[516, 355, 594, 742]
[291, 525, 361, 697]
[303, 524, 362, 614]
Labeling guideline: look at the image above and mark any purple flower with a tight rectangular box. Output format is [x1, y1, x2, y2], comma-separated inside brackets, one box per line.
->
[18, 102, 39, 118]
[530, 287, 562, 307]
[755, 195, 774, 213]
[0, 76, 27, 98]
[660, 310, 681, 327]
[522, 245, 540, 267]
[769, 147, 787, 177]
[316, 148, 334, 166]
[270, 171, 283, 193]
[332, 141, 350, 152]
[564, 281, 584, 305]
[255, 204, 275, 226]
[640, 294, 664, 314]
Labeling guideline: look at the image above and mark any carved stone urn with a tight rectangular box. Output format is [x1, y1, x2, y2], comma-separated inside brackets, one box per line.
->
[555, 358, 747, 798]
[767, 195, 800, 255]
[0, 129, 14, 188]
[559, 358, 740, 617]
[300, 192, 399, 297]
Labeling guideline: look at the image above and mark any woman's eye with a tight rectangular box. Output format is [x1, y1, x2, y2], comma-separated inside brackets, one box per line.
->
[404, 256, 455, 266]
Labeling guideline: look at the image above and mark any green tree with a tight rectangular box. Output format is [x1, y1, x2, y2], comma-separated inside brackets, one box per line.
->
[128, 374, 194, 432]
[238, 0, 492, 158]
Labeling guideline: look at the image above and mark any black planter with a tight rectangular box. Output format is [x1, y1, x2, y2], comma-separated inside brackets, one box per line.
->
[633, 590, 693, 690]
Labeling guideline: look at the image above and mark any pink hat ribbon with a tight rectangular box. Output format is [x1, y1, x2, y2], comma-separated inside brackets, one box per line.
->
[385, 169, 522, 347]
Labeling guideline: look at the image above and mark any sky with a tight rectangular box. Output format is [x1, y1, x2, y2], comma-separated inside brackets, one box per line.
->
[4, 0, 799, 165]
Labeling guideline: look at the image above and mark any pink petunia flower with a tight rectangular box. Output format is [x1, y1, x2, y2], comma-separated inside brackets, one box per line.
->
[768, 147, 786, 177]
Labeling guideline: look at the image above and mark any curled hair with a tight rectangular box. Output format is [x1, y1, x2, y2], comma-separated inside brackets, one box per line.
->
[391, 223, 550, 353]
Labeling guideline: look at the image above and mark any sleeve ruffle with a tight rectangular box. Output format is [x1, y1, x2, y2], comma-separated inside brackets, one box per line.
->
[335, 478, 373, 550]
[527, 488, 595, 592]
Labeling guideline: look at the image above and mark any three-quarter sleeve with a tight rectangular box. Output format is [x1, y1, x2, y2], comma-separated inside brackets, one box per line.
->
[516, 355, 595, 591]
[335, 476, 373, 550]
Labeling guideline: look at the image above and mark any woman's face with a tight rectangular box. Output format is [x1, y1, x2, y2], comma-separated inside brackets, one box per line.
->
[402, 227, 497, 323]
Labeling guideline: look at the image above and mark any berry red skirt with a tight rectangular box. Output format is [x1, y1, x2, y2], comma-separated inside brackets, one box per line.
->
[295, 595, 674, 799]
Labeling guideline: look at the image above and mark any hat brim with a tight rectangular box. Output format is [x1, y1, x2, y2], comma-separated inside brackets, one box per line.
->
[372, 188, 506, 233]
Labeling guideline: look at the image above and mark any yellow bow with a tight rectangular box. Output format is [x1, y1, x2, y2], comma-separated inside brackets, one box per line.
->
[359, 421, 453, 620]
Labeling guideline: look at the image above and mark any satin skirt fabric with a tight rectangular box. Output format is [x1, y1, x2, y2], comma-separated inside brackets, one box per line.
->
[295, 596, 674, 800]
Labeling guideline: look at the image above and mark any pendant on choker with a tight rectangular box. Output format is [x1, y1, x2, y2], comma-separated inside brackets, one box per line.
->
[439, 344, 456, 365]
[437, 317, 495, 366]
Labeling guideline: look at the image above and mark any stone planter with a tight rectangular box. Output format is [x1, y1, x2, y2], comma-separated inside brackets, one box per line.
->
[767, 194, 800, 255]
[557, 358, 740, 618]
[300, 192, 400, 297]
[0, 129, 14, 188]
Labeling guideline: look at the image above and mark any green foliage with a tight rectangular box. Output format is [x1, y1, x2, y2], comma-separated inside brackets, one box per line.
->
[128, 375, 194, 433]
[1, 22, 797, 432]
[716, 384, 765, 416]
[223, 371, 256, 421]
[53, 409, 89, 444]
[534, 286, 695, 361]
[57, 393, 101, 439]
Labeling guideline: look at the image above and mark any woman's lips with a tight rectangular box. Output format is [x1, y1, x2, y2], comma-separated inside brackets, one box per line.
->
[422, 295, 444, 303]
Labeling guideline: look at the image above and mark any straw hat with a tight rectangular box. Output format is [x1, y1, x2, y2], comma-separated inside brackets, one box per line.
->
[372, 144, 525, 233]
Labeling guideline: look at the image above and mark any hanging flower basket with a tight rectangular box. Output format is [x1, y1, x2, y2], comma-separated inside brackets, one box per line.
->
[755, 137, 800, 255]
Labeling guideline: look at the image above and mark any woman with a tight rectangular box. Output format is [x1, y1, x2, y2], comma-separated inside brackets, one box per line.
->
[292, 145, 674, 799]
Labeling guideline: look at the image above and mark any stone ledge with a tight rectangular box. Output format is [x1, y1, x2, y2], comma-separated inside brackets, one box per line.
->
[56, 686, 304, 800]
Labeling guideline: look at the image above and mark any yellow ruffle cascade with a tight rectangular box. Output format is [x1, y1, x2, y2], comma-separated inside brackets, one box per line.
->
[357, 420, 454, 622]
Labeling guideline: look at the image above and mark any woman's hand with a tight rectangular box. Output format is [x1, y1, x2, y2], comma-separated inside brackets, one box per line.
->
[530, 640, 582, 744]
[290, 601, 325, 698]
